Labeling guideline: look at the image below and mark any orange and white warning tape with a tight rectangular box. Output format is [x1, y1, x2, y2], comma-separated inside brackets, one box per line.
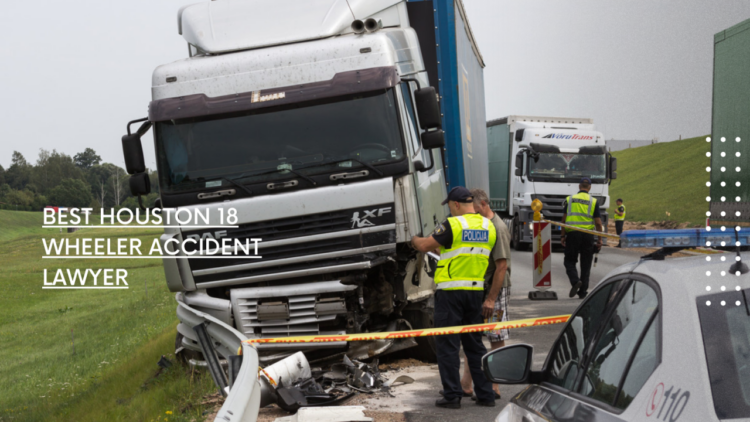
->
[241, 314, 571, 345]
[541, 219, 621, 240]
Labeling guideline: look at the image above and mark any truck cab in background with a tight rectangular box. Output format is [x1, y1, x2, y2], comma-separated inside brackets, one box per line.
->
[486, 116, 617, 250]
[120, 0, 489, 364]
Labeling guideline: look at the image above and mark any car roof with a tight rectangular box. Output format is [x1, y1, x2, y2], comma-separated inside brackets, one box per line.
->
[603, 251, 750, 299]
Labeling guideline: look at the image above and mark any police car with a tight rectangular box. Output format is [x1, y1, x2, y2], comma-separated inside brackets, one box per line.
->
[482, 228, 750, 422]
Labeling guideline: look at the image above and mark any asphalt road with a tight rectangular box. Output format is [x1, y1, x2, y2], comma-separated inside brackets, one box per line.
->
[361, 245, 646, 422]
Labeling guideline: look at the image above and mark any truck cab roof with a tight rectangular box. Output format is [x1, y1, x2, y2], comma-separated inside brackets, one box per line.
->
[178, 0, 404, 54]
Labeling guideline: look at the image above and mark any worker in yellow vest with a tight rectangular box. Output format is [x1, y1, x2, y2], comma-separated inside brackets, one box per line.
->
[410, 186, 497, 409]
[560, 178, 603, 299]
[614, 198, 626, 247]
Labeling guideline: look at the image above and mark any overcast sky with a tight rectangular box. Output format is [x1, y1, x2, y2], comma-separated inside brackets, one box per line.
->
[2, 0, 750, 169]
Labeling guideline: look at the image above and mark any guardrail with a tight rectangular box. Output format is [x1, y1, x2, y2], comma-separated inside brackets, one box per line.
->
[175, 293, 260, 422]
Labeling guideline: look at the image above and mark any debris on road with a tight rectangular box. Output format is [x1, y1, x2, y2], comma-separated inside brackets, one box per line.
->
[377, 358, 429, 372]
[259, 352, 417, 414]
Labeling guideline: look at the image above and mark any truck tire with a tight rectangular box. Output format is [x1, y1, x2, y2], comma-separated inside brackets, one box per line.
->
[403, 310, 438, 363]
[512, 218, 529, 251]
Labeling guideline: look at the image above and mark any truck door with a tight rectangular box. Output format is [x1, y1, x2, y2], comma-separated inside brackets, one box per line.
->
[400, 82, 446, 235]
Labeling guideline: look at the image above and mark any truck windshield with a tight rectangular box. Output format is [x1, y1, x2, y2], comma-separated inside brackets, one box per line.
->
[154, 89, 404, 193]
[528, 153, 607, 182]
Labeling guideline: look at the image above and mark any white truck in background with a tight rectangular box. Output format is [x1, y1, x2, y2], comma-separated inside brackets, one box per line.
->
[486, 116, 617, 250]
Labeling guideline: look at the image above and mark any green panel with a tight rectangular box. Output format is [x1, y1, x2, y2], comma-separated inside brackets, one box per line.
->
[711, 17, 750, 224]
[487, 123, 509, 211]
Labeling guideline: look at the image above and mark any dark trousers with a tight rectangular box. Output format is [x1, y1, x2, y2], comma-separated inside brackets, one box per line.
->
[563, 231, 595, 297]
[615, 221, 624, 245]
[434, 290, 495, 402]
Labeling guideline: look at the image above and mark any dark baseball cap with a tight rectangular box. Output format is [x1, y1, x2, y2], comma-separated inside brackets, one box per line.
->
[441, 186, 474, 205]
[580, 177, 592, 184]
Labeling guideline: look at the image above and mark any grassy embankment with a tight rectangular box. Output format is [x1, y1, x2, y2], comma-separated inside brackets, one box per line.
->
[0, 210, 216, 422]
[607, 135, 710, 225]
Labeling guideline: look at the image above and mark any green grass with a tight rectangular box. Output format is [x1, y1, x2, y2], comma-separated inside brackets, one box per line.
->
[0, 210, 45, 243]
[0, 215, 217, 421]
[607, 135, 710, 225]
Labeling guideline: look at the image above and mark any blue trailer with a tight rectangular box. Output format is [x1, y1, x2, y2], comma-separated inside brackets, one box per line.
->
[407, 0, 490, 193]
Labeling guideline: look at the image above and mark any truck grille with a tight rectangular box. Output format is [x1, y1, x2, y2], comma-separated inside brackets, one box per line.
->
[184, 209, 355, 249]
[532, 194, 568, 221]
[532, 194, 607, 221]
[230, 281, 354, 349]
[185, 204, 396, 286]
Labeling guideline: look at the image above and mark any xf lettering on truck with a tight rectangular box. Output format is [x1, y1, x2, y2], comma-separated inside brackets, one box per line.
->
[350, 207, 392, 228]
[542, 133, 594, 140]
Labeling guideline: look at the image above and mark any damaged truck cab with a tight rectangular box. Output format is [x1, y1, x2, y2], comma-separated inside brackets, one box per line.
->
[121, 0, 489, 364]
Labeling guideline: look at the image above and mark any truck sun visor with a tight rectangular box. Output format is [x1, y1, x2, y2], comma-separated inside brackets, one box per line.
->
[528, 143, 561, 154]
[148, 66, 400, 122]
[578, 145, 607, 155]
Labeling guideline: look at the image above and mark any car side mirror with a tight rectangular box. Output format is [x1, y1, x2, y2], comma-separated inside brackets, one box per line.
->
[414, 87, 442, 130]
[482, 344, 534, 384]
[421, 129, 445, 149]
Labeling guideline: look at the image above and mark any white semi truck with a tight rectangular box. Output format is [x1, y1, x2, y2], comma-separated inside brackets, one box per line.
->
[120, 0, 490, 364]
[486, 116, 617, 250]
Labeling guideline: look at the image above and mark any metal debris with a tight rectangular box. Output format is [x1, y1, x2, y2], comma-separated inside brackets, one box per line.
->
[263, 354, 414, 412]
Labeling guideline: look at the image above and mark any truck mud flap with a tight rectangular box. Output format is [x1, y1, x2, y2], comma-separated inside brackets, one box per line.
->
[176, 292, 261, 422]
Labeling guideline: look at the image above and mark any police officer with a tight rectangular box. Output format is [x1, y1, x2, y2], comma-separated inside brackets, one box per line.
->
[614, 198, 626, 247]
[560, 178, 603, 299]
[411, 186, 497, 409]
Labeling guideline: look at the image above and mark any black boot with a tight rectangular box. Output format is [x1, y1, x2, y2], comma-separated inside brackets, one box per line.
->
[435, 397, 461, 409]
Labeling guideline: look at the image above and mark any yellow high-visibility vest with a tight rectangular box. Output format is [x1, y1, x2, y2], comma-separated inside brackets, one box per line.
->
[615, 204, 626, 221]
[434, 214, 496, 291]
[564, 192, 597, 232]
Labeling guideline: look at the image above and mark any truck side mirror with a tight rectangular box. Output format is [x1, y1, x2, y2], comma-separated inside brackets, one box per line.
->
[122, 133, 146, 175]
[421, 129, 445, 149]
[414, 87, 442, 130]
[609, 156, 617, 180]
[129, 172, 151, 196]
[515, 153, 523, 171]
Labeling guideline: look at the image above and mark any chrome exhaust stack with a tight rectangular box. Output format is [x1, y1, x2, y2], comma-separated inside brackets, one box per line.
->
[364, 18, 382, 33]
[351, 19, 365, 34]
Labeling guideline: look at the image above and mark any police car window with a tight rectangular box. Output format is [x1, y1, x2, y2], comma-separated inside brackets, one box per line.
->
[580, 281, 658, 407]
[545, 280, 624, 390]
[697, 287, 750, 419]
[615, 315, 658, 409]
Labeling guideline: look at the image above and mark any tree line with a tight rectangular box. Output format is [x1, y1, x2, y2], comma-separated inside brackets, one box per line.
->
[0, 148, 158, 211]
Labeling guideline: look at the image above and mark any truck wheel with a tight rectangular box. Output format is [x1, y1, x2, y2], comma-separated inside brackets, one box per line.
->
[403, 310, 438, 363]
[512, 218, 528, 251]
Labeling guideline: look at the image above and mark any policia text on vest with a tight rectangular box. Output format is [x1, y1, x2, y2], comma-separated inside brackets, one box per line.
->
[409, 186, 498, 408]
[560, 178, 603, 299]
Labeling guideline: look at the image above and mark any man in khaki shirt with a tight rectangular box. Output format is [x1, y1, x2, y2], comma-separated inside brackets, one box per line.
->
[459, 188, 512, 398]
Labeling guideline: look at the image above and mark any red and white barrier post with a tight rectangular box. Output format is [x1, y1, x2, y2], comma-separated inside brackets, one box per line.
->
[529, 199, 558, 300]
